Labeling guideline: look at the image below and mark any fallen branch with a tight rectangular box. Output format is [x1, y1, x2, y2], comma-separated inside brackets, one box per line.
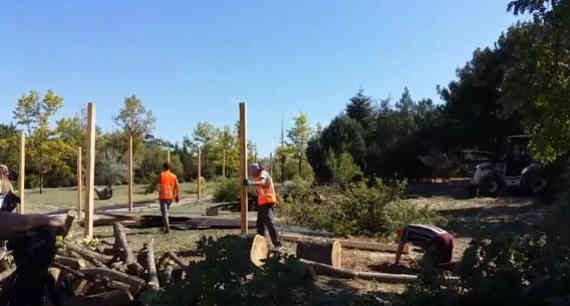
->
[66, 289, 133, 306]
[300, 259, 459, 284]
[67, 244, 113, 266]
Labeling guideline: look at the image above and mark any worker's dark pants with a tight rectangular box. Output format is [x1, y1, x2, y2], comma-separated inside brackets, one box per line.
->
[257, 203, 281, 247]
[160, 199, 173, 231]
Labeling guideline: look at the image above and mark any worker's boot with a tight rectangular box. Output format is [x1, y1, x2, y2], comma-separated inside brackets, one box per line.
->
[162, 214, 170, 234]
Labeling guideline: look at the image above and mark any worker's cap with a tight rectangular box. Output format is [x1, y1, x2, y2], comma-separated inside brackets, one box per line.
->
[248, 163, 261, 174]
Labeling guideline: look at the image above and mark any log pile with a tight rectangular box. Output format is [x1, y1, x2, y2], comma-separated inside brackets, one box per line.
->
[0, 220, 191, 305]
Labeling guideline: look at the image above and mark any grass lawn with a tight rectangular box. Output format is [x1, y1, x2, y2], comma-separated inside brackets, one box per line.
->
[23, 182, 217, 214]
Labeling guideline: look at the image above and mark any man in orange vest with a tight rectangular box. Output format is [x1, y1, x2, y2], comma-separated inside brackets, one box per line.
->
[244, 163, 282, 250]
[157, 162, 180, 233]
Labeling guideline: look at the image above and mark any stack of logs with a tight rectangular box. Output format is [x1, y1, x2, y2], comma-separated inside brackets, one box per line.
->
[48, 222, 189, 305]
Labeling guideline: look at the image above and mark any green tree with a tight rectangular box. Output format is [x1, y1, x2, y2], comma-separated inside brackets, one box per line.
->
[287, 113, 312, 177]
[346, 89, 374, 130]
[499, 0, 570, 163]
[12, 90, 64, 192]
[113, 94, 156, 154]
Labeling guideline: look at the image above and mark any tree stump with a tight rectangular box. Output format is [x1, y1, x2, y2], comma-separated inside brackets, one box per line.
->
[296, 240, 342, 268]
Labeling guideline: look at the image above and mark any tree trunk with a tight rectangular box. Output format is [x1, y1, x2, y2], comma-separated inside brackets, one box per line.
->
[250, 234, 269, 267]
[296, 240, 342, 268]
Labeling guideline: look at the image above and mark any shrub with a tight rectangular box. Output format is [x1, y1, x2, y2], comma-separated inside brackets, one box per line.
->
[213, 177, 240, 202]
[139, 235, 315, 306]
[281, 178, 445, 238]
[325, 150, 363, 185]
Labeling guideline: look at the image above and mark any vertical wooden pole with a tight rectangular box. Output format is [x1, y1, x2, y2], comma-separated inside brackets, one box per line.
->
[128, 136, 133, 213]
[85, 103, 96, 239]
[77, 146, 83, 219]
[167, 150, 171, 163]
[222, 150, 226, 178]
[18, 131, 25, 214]
[269, 152, 273, 176]
[197, 148, 202, 200]
[239, 102, 248, 233]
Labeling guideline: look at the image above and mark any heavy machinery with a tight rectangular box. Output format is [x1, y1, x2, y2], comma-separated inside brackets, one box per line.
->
[470, 135, 547, 196]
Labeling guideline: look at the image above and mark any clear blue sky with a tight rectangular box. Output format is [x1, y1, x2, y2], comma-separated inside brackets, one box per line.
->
[0, 1, 522, 157]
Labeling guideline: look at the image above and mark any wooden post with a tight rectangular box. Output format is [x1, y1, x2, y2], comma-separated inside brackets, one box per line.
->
[222, 150, 226, 178]
[18, 131, 25, 214]
[197, 148, 201, 200]
[85, 103, 96, 239]
[269, 152, 273, 176]
[128, 136, 133, 213]
[77, 146, 83, 219]
[239, 102, 248, 233]
[167, 150, 171, 163]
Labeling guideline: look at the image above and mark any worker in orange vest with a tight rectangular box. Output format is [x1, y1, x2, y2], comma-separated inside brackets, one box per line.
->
[244, 163, 283, 251]
[157, 162, 180, 233]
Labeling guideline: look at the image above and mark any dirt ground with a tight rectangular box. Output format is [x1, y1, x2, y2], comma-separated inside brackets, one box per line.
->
[54, 178, 547, 299]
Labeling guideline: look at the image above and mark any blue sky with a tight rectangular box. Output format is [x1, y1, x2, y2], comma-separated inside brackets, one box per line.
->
[0, 1, 523, 156]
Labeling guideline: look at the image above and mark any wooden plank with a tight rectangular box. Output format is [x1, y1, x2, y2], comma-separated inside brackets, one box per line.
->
[239, 102, 248, 233]
[197, 148, 201, 200]
[77, 146, 83, 219]
[85, 102, 96, 238]
[18, 131, 25, 214]
[128, 136, 133, 213]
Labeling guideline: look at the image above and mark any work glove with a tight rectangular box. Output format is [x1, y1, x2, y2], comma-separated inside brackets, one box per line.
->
[243, 179, 249, 186]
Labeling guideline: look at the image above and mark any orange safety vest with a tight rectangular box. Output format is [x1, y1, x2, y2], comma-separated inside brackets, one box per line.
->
[255, 171, 277, 206]
[158, 170, 178, 200]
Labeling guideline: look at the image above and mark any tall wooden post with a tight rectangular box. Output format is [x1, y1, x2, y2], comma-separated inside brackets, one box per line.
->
[239, 102, 248, 233]
[77, 146, 83, 219]
[197, 148, 202, 200]
[128, 136, 133, 213]
[18, 131, 25, 214]
[85, 103, 96, 239]
[222, 150, 226, 178]
[167, 150, 171, 163]
[269, 152, 273, 176]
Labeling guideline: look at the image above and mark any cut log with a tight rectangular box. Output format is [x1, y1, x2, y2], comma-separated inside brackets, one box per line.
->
[281, 233, 409, 254]
[51, 262, 87, 279]
[159, 265, 174, 287]
[166, 251, 188, 269]
[66, 289, 133, 306]
[72, 279, 91, 296]
[172, 268, 186, 282]
[113, 222, 144, 274]
[48, 267, 62, 284]
[67, 244, 113, 266]
[142, 240, 160, 290]
[54, 255, 87, 270]
[250, 234, 269, 267]
[62, 212, 76, 238]
[0, 267, 16, 282]
[81, 268, 145, 293]
[296, 240, 342, 268]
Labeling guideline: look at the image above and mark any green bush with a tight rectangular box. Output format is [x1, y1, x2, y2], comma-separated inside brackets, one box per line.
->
[213, 177, 240, 202]
[325, 150, 363, 185]
[139, 235, 315, 306]
[281, 178, 445, 238]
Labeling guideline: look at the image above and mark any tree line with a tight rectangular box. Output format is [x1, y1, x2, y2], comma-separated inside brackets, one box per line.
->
[306, 0, 569, 184]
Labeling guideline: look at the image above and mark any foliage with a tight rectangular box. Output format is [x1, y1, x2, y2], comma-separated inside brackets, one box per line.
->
[287, 113, 313, 177]
[113, 94, 156, 154]
[213, 176, 240, 202]
[325, 151, 363, 185]
[499, 0, 570, 163]
[139, 235, 315, 306]
[281, 178, 444, 238]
